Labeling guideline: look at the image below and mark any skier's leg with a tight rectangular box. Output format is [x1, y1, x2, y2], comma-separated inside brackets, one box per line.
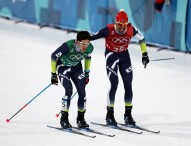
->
[105, 50, 119, 125]
[118, 51, 135, 125]
[105, 50, 119, 107]
[57, 65, 73, 128]
[71, 63, 89, 128]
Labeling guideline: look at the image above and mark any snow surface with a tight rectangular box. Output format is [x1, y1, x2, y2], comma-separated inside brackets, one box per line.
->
[0, 18, 191, 146]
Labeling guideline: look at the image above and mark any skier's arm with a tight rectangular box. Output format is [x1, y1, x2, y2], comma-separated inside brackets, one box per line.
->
[84, 53, 92, 85]
[132, 26, 149, 68]
[132, 26, 147, 53]
[84, 54, 91, 73]
[90, 27, 109, 40]
[51, 43, 69, 73]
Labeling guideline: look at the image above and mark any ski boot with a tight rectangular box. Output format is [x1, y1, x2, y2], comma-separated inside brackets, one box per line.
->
[106, 106, 117, 126]
[124, 106, 136, 126]
[76, 111, 89, 128]
[60, 111, 72, 129]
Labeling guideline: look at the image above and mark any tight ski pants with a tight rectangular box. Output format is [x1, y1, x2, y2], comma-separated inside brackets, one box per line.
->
[57, 62, 86, 112]
[105, 49, 133, 107]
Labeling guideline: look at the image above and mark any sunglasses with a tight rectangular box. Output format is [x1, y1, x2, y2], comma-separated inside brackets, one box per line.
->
[116, 22, 128, 27]
[78, 41, 90, 47]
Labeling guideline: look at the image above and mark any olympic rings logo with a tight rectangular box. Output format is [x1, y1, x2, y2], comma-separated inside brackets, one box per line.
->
[70, 54, 87, 61]
[112, 37, 130, 44]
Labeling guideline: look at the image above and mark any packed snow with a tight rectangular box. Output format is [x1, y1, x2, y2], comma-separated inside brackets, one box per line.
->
[0, 18, 191, 146]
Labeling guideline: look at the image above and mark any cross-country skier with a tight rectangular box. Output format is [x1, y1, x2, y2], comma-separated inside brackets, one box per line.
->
[51, 31, 94, 129]
[91, 9, 149, 126]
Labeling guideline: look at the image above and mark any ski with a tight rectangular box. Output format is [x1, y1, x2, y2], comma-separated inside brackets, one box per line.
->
[47, 125, 96, 138]
[118, 123, 160, 134]
[73, 127, 115, 137]
[91, 122, 142, 134]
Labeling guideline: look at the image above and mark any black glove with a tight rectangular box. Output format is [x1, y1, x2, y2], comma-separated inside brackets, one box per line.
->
[51, 72, 58, 85]
[85, 72, 89, 85]
[142, 52, 149, 68]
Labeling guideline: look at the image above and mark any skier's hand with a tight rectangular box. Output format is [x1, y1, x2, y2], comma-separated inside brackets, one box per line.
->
[85, 71, 89, 85]
[51, 72, 58, 85]
[142, 52, 149, 68]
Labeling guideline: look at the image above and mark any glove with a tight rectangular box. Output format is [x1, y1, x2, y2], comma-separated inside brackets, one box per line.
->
[51, 72, 58, 85]
[85, 71, 89, 85]
[142, 52, 149, 68]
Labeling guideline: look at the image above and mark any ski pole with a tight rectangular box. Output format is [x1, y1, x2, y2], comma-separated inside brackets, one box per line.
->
[150, 57, 175, 61]
[55, 91, 78, 117]
[6, 83, 51, 123]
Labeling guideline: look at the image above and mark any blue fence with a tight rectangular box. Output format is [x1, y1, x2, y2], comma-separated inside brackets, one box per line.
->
[0, 0, 190, 52]
[186, 0, 191, 51]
